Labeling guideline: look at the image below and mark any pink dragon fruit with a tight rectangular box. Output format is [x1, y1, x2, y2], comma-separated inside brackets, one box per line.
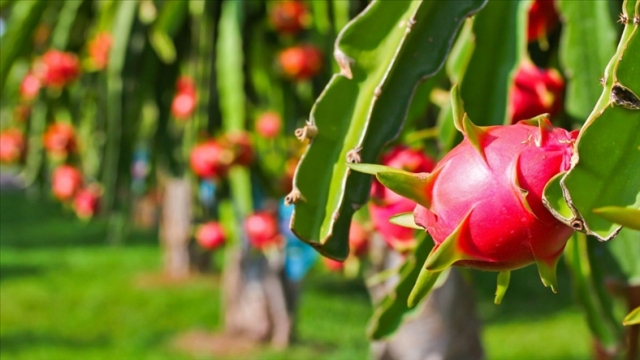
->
[350, 89, 577, 304]
[510, 60, 564, 123]
[369, 146, 435, 252]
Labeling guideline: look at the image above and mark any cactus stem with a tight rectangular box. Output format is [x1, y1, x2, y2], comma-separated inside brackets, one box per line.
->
[294, 121, 318, 141]
[494, 270, 511, 305]
[424, 208, 478, 271]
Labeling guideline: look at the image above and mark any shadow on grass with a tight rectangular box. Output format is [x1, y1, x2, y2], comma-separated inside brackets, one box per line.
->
[0, 264, 44, 282]
[0, 191, 157, 249]
[0, 332, 109, 353]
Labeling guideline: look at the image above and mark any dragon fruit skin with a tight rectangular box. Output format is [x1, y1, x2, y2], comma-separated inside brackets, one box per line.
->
[414, 118, 577, 275]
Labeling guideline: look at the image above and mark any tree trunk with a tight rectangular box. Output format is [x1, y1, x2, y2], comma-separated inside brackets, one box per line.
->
[159, 178, 192, 279]
[369, 237, 484, 360]
[223, 248, 294, 349]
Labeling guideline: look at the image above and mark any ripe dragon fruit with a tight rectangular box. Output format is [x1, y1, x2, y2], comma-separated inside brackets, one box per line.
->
[510, 60, 564, 123]
[350, 87, 577, 305]
[269, 0, 309, 35]
[527, 0, 559, 44]
[195, 221, 226, 251]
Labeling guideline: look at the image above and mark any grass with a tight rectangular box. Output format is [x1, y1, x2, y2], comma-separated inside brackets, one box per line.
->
[0, 190, 591, 359]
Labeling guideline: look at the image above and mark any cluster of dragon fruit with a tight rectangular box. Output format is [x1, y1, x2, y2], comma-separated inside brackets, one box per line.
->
[3, 39, 110, 219]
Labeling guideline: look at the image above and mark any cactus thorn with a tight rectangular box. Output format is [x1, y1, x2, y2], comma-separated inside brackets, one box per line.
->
[295, 121, 318, 141]
[618, 13, 628, 24]
[634, 15, 639, 26]
[334, 49, 353, 79]
[374, 86, 382, 98]
[407, 17, 416, 29]
[599, 76, 605, 86]
[346, 146, 363, 163]
[285, 188, 305, 205]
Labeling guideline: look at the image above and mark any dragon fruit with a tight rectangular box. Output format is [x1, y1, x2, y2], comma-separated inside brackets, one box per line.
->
[350, 87, 577, 304]
[510, 60, 564, 123]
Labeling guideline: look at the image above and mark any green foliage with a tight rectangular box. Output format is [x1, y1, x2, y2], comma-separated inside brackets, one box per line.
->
[460, 0, 530, 126]
[556, 0, 617, 120]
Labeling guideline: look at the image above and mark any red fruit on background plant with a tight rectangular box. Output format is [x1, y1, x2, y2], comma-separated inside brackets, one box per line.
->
[52, 165, 83, 201]
[20, 73, 41, 100]
[0, 129, 25, 164]
[195, 221, 226, 251]
[269, 0, 309, 35]
[35, 50, 80, 87]
[171, 93, 196, 120]
[349, 220, 369, 257]
[279, 45, 323, 80]
[369, 146, 435, 251]
[171, 76, 197, 120]
[323, 257, 344, 272]
[255, 111, 282, 139]
[244, 212, 282, 250]
[527, 0, 559, 43]
[73, 185, 101, 219]
[222, 131, 254, 166]
[43, 122, 77, 157]
[510, 61, 564, 123]
[88, 32, 113, 70]
[189, 140, 233, 179]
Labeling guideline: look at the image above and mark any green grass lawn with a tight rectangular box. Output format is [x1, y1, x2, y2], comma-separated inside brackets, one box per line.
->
[0, 191, 591, 359]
